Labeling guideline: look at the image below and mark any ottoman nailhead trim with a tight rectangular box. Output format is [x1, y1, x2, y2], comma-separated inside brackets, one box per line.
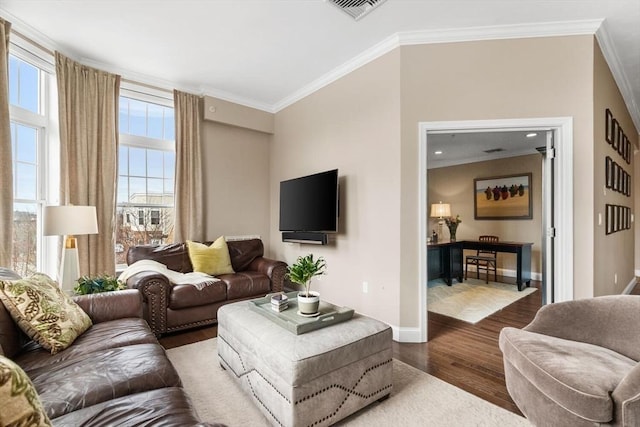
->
[218, 335, 288, 426]
[219, 335, 392, 427]
[295, 358, 393, 404]
[298, 359, 394, 427]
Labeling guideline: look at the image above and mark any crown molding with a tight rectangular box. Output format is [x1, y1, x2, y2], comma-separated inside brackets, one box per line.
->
[4, 8, 638, 127]
[2, 7, 274, 112]
[595, 21, 640, 134]
[272, 33, 400, 112]
[273, 20, 605, 112]
[198, 85, 274, 113]
[398, 19, 603, 46]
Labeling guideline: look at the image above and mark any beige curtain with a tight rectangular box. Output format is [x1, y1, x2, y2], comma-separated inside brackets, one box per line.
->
[56, 52, 120, 276]
[173, 90, 204, 242]
[0, 18, 12, 267]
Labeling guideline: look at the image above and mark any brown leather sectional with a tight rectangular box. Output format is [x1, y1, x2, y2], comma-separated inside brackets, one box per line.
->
[125, 238, 287, 336]
[0, 270, 221, 426]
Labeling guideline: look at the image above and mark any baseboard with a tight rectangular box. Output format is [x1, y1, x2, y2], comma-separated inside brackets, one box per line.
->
[390, 325, 423, 343]
[464, 265, 542, 281]
[622, 277, 638, 295]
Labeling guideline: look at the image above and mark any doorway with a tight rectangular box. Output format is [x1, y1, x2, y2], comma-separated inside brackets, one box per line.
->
[417, 118, 574, 342]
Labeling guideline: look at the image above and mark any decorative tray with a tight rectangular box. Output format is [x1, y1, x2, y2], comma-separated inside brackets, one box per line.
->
[248, 291, 354, 335]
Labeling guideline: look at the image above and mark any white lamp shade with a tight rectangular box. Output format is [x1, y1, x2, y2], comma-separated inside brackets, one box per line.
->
[44, 205, 99, 236]
[430, 202, 451, 218]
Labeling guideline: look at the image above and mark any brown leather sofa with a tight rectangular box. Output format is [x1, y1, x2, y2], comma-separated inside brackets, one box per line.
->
[124, 238, 287, 336]
[0, 268, 222, 426]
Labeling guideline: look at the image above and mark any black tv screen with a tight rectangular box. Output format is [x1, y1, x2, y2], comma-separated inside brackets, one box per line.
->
[279, 169, 338, 233]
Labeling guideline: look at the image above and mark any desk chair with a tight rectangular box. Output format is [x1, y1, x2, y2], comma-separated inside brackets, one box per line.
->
[465, 235, 499, 283]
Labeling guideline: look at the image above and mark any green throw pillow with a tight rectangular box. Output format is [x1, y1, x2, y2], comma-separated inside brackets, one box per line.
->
[0, 355, 52, 426]
[0, 273, 92, 354]
[187, 237, 235, 276]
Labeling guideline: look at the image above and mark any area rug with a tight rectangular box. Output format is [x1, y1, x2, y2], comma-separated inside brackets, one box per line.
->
[166, 338, 529, 426]
[428, 278, 538, 324]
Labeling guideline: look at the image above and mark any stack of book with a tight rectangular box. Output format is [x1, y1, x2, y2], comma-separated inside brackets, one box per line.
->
[270, 294, 289, 312]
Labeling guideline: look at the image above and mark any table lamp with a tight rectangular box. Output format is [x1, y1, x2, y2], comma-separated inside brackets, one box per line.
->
[44, 205, 98, 291]
[430, 201, 451, 238]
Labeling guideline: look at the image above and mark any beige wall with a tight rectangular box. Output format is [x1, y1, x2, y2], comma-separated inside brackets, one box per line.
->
[399, 36, 595, 325]
[593, 41, 639, 294]
[201, 121, 272, 251]
[428, 155, 543, 274]
[203, 96, 274, 134]
[270, 49, 403, 327]
[267, 34, 636, 334]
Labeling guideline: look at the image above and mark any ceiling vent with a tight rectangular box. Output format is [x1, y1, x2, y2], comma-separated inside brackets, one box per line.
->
[483, 148, 505, 154]
[328, 0, 388, 21]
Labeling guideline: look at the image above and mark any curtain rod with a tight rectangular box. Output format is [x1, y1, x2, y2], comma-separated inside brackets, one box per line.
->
[11, 28, 174, 96]
[122, 78, 173, 96]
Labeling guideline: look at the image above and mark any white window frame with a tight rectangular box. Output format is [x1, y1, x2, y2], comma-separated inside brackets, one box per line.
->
[116, 86, 175, 269]
[8, 40, 59, 278]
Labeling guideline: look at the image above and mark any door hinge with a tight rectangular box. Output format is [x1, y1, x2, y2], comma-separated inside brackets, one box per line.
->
[547, 227, 556, 238]
[548, 148, 556, 159]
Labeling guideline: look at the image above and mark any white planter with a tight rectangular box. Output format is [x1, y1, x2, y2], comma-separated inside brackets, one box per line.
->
[297, 291, 320, 315]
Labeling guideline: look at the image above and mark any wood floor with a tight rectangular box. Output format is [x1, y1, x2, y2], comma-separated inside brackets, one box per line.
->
[159, 277, 640, 417]
[393, 276, 542, 416]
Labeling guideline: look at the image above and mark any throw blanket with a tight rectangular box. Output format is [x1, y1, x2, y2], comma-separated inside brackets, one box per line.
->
[117, 260, 221, 291]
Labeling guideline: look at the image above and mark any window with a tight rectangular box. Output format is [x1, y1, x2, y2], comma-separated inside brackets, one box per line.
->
[150, 210, 160, 225]
[9, 53, 53, 277]
[116, 93, 175, 268]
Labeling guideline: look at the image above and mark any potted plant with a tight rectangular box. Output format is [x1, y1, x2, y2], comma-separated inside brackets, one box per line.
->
[286, 254, 326, 315]
[74, 275, 125, 295]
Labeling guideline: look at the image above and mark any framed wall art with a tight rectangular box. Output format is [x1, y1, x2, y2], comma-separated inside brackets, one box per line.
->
[606, 204, 631, 235]
[605, 108, 613, 144]
[473, 173, 532, 220]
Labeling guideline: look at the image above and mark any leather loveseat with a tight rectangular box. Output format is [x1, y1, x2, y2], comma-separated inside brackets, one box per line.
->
[124, 238, 287, 336]
[0, 268, 221, 426]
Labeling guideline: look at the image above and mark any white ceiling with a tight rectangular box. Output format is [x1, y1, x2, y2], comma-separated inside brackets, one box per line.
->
[426, 131, 547, 169]
[1, 0, 639, 127]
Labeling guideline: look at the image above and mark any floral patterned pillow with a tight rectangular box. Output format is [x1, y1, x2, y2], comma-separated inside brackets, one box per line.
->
[0, 355, 52, 426]
[0, 273, 92, 354]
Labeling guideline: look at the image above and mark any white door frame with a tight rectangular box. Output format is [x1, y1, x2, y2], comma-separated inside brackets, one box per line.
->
[417, 117, 574, 343]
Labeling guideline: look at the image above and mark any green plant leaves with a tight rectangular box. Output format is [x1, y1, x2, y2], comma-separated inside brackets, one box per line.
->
[73, 275, 125, 295]
[286, 254, 326, 296]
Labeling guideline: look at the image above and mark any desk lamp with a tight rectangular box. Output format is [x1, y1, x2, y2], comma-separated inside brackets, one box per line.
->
[430, 201, 451, 239]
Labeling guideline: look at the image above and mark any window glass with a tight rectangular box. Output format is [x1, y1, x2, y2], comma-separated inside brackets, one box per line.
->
[164, 109, 174, 140]
[9, 55, 40, 114]
[147, 149, 163, 178]
[116, 95, 175, 267]
[129, 147, 146, 176]
[12, 203, 38, 277]
[147, 103, 164, 139]
[15, 163, 37, 200]
[15, 124, 37, 163]
[164, 151, 175, 177]
[129, 177, 146, 202]
[9, 55, 48, 277]
[128, 98, 146, 136]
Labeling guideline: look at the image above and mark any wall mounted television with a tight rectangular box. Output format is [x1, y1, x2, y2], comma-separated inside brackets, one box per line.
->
[279, 169, 338, 244]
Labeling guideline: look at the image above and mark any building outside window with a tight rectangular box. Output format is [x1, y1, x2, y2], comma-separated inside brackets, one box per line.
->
[116, 92, 175, 269]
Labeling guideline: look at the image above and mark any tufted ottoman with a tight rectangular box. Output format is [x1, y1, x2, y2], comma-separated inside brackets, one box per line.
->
[217, 300, 393, 427]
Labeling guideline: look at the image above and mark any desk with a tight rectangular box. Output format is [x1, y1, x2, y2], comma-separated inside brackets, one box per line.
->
[427, 241, 463, 285]
[428, 240, 533, 291]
